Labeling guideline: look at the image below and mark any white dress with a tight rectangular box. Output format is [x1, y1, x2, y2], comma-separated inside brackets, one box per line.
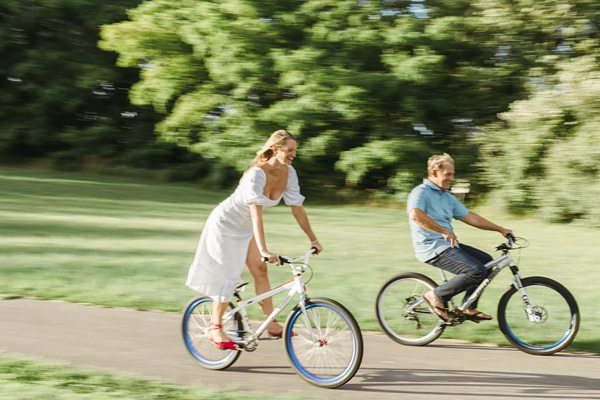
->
[186, 165, 305, 302]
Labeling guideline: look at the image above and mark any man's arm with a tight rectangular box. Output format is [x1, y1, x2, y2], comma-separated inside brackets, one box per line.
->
[409, 208, 458, 247]
[459, 211, 513, 237]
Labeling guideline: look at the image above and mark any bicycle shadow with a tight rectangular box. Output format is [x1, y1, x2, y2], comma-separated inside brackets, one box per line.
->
[429, 342, 600, 359]
[339, 367, 600, 399]
[229, 342, 600, 399]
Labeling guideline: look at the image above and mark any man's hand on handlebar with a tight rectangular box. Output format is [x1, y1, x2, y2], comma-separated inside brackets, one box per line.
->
[500, 228, 514, 240]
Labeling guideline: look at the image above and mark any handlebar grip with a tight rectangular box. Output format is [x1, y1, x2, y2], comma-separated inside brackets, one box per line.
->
[506, 233, 516, 242]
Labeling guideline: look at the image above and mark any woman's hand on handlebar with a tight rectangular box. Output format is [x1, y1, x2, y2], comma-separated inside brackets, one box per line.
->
[310, 239, 323, 255]
[260, 250, 279, 264]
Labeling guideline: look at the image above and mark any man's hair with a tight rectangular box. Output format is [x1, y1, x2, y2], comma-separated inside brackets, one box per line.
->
[427, 153, 454, 176]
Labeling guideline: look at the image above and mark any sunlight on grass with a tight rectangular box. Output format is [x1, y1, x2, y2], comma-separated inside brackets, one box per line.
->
[0, 355, 312, 400]
[0, 166, 598, 352]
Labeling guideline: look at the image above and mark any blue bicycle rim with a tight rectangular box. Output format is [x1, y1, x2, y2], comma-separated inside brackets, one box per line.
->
[182, 297, 235, 367]
[286, 302, 358, 384]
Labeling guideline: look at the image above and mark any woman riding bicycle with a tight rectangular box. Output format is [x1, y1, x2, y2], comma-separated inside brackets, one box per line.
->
[186, 129, 323, 350]
[407, 153, 512, 322]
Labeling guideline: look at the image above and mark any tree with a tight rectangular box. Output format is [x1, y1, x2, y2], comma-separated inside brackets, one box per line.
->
[476, 0, 600, 226]
[0, 0, 199, 176]
[99, 0, 530, 194]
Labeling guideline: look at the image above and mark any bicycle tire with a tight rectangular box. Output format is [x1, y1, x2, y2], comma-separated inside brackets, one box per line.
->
[375, 272, 445, 346]
[181, 296, 242, 369]
[497, 276, 580, 355]
[284, 297, 363, 388]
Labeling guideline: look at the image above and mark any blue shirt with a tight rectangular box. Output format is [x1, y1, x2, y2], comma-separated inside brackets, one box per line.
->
[407, 179, 469, 262]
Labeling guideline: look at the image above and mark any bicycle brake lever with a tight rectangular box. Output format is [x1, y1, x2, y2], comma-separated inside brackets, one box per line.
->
[495, 243, 509, 251]
[278, 255, 290, 265]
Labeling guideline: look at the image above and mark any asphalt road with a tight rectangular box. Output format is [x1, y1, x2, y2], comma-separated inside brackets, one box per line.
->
[0, 298, 598, 400]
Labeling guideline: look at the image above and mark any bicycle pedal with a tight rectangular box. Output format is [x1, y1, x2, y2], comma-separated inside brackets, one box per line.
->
[447, 309, 466, 325]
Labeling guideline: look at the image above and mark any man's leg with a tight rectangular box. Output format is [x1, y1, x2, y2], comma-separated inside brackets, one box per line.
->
[456, 244, 493, 309]
[426, 245, 490, 317]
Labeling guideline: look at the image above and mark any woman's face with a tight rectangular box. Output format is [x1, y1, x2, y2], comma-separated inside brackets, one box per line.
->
[274, 139, 297, 165]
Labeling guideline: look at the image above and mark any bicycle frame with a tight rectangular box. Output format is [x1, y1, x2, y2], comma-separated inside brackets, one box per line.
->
[223, 249, 314, 347]
[443, 248, 540, 322]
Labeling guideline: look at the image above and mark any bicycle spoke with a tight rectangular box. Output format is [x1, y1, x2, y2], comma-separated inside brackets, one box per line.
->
[498, 277, 579, 355]
[376, 273, 444, 346]
[285, 298, 362, 388]
[182, 297, 241, 369]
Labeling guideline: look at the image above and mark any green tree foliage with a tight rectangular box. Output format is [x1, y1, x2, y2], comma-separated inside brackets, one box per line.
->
[0, 0, 206, 177]
[476, 0, 600, 226]
[99, 0, 530, 194]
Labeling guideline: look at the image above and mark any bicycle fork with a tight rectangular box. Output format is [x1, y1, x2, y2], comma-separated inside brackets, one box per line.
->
[509, 266, 542, 322]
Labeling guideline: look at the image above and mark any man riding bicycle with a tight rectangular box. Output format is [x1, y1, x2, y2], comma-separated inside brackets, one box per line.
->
[407, 153, 513, 322]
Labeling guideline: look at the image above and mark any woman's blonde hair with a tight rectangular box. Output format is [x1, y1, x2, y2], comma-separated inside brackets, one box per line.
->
[251, 129, 296, 165]
[427, 153, 454, 176]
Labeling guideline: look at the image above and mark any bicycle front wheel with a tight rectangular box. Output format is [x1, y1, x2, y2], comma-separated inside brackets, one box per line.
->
[284, 297, 363, 388]
[376, 272, 445, 346]
[181, 296, 242, 369]
[498, 276, 580, 355]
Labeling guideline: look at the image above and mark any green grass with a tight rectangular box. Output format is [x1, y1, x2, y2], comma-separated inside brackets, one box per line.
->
[0, 166, 598, 353]
[0, 355, 311, 400]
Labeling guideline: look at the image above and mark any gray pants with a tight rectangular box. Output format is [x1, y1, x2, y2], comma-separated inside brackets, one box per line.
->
[426, 244, 492, 309]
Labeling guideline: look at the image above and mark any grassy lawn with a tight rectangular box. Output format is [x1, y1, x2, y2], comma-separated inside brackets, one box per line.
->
[0, 355, 311, 400]
[0, 166, 598, 353]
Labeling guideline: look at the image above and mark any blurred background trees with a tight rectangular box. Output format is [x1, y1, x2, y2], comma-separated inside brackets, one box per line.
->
[0, 0, 208, 179]
[1, 0, 599, 225]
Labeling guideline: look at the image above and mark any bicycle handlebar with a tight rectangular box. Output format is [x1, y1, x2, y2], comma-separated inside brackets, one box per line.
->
[497, 235, 527, 251]
[262, 247, 317, 264]
[506, 233, 516, 247]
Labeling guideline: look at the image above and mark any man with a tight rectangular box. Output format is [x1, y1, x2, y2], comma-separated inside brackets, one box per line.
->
[407, 153, 513, 322]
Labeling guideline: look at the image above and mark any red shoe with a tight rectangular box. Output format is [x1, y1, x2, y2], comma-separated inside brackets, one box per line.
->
[209, 323, 237, 351]
[209, 337, 237, 350]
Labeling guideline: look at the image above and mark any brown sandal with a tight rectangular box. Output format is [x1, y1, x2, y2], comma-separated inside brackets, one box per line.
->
[423, 293, 449, 322]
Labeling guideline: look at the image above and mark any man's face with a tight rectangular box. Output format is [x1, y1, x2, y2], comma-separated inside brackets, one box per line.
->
[430, 163, 455, 190]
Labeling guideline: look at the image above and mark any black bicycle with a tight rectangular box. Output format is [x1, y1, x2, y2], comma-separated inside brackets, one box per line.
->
[375, 236, 580, 355]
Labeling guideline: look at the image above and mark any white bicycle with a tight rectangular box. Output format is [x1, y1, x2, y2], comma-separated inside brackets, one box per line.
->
[182, 248, 363, 388]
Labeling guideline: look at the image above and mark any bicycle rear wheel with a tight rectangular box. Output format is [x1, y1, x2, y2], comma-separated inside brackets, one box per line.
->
[284, 297, 363, 388]
[181, 296, 242, 369]
[375, 272, 445, 346]
[498, 276, 580, 355]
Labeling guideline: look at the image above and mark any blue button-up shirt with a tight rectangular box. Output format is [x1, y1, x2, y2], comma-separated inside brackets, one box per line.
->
[407, 179, 469, 262]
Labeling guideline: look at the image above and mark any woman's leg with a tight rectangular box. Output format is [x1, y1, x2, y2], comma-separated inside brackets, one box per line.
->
[210, 300, 233, 342]
[246, 237, 282, 335]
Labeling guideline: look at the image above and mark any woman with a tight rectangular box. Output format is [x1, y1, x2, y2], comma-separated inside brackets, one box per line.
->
[186, 129, 323, 350]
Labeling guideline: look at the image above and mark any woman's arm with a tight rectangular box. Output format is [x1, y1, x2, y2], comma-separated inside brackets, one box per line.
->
[249, 204, 278, 262]
[290, 205, 322, 253]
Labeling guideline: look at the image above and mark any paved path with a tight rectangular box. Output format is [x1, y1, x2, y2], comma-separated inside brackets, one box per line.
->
[0, 298, 598, 399]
